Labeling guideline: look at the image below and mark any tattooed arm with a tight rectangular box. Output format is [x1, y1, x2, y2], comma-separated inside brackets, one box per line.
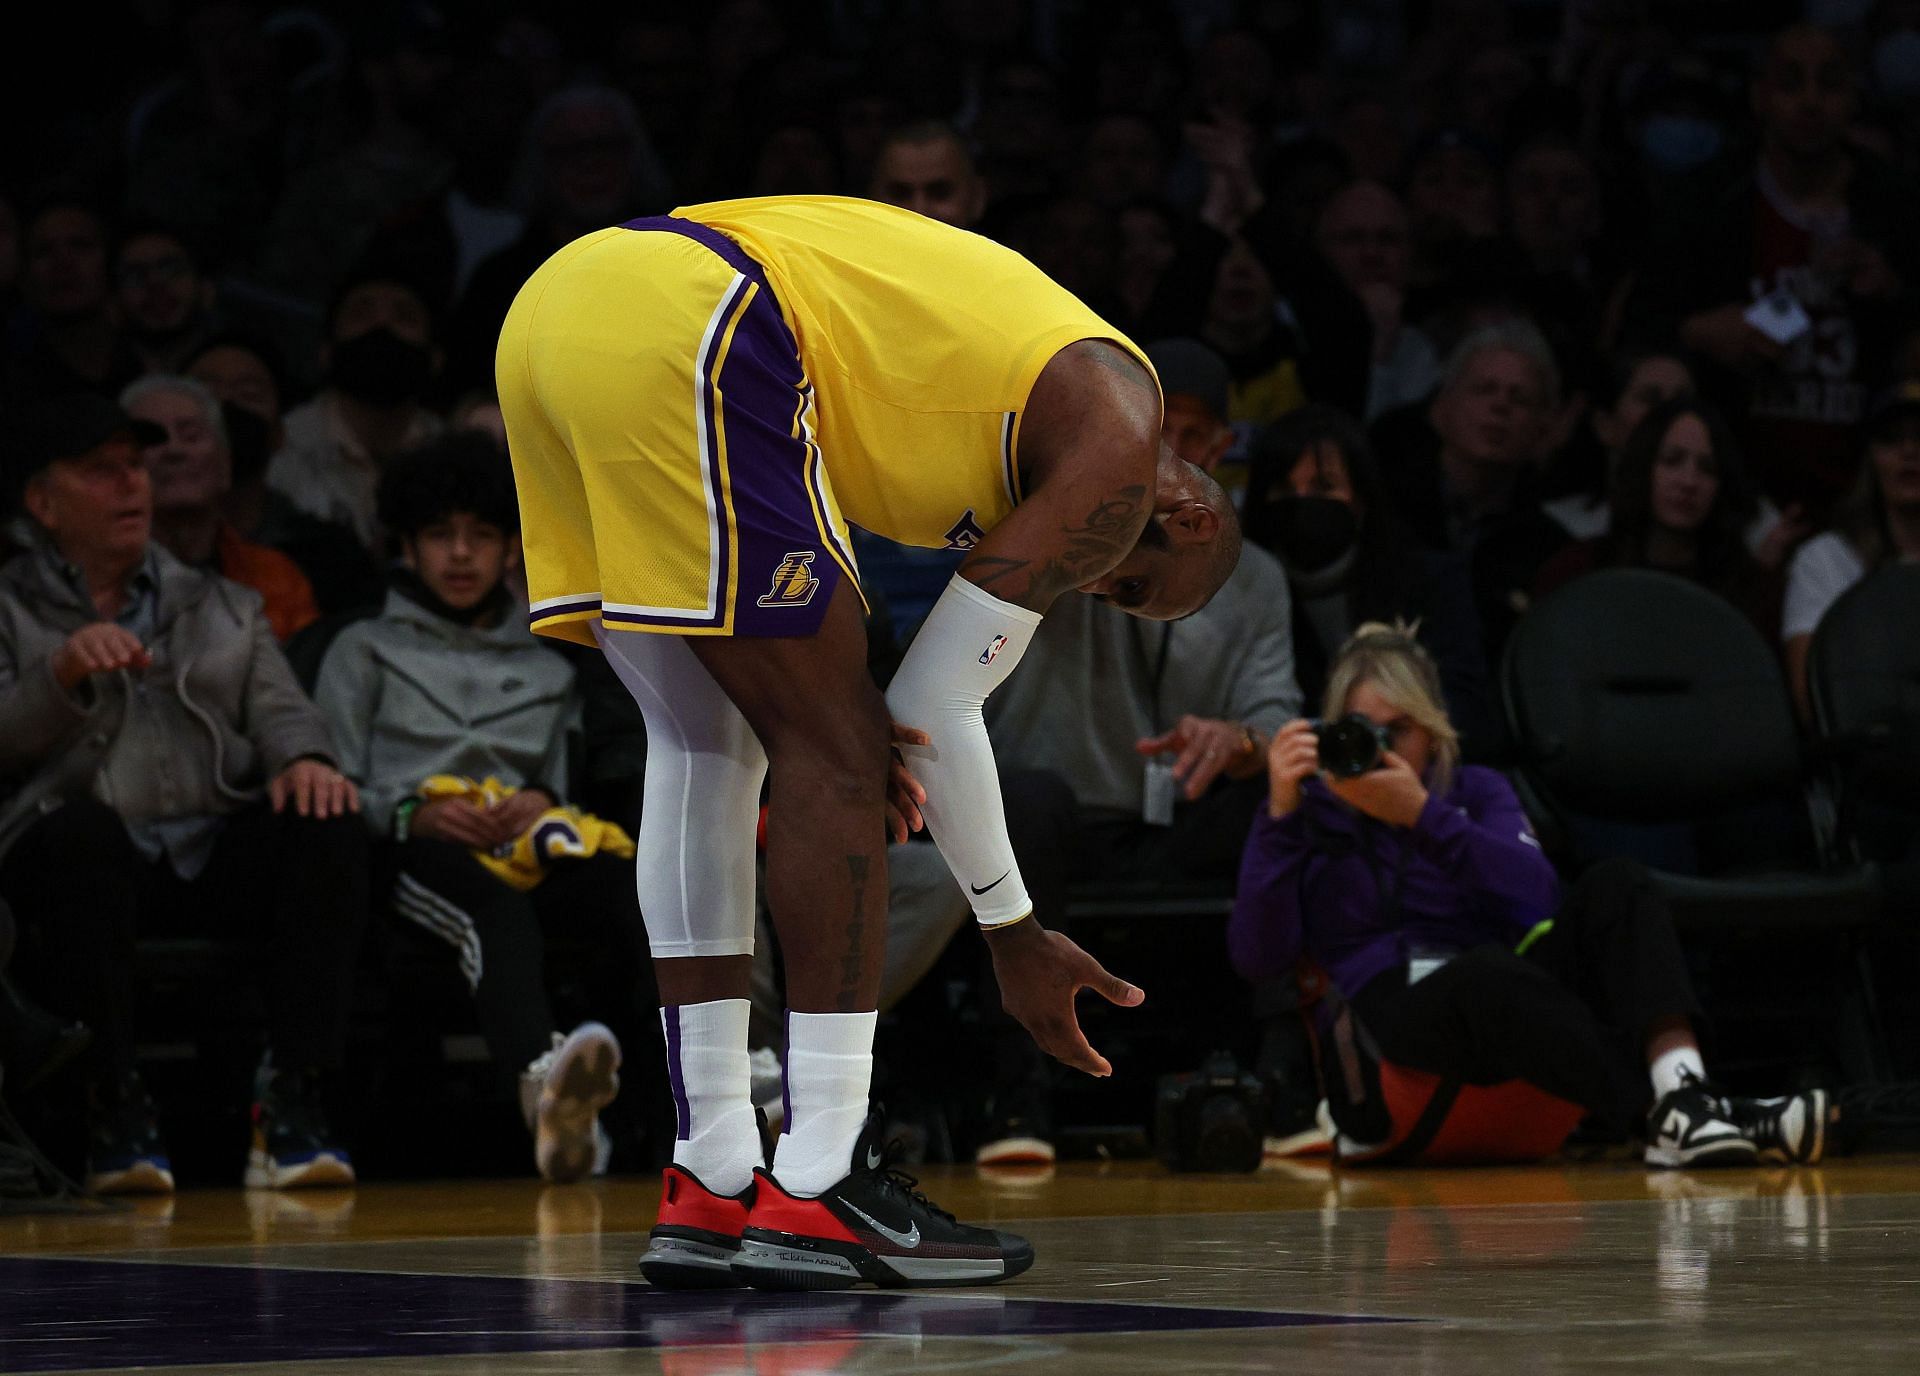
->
[958, 339, 1162, 611]
[883, 340, 1156, 1076]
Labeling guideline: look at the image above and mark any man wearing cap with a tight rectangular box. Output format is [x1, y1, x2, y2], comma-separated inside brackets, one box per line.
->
[0, 396, 368, 1195]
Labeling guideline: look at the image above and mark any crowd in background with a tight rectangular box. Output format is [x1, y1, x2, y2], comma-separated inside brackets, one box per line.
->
[0, 0, 1917, 1186]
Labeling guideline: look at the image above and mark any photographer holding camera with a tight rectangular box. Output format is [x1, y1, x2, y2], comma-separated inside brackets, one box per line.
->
[1230, 621, 1828, 1168]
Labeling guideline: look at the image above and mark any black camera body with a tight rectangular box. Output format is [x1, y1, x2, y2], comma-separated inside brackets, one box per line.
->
[1154, 1052, 1271, 1172]
[1309, 713, 1392, 778]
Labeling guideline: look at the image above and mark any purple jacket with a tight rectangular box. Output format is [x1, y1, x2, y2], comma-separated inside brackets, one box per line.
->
[1229, 766, 1559, 999]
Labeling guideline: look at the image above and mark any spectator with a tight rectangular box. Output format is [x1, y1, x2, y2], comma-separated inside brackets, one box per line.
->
[1230, 622, 1828, 1168]
[1077, 114, 1170, 212]
[1783, 380, 1920, 716]
[1649, 22, 1920, 519]
[1202, 236, 1309, 428]
[256, 6, 458, 308]
[1402, 128, 1503, 308]
[1315, 181, 1443, 419]
[1541, 348, 1697, 540]
[268, 270, 446, 553]
[1381, 319, 1571, 665]
[122, 375, 319, 643]
[186, 337, 387, 617]
[313, 435, 651, 1183]
[1536, 397, 1783, 641]
[867, 122, 987, 229]
[1114, 199, 1182, 336]
[0, 395, 368, 1195]
[6, 203, 142, 403]
[449, 85, 672, 393]
[114, 225, 218, 377]
[1504, 131, 1606, 284]
[1150, 338, 1237, 477]
[1244, 404, 1498, 759]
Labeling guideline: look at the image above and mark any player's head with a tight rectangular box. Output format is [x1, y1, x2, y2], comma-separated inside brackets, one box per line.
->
[1078, 446, 1241, 621]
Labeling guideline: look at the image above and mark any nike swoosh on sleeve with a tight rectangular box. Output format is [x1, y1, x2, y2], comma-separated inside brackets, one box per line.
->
[970, 872, 1010, 896]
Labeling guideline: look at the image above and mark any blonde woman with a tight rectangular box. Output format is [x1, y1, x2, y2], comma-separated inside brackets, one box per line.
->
[1228, 622, 1828, 1167]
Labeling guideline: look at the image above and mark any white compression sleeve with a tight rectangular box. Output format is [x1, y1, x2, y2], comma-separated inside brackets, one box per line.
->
[884, 575, 1042, 927]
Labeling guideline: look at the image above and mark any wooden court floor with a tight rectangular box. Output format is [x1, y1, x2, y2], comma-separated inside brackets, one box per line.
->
[4, 1156, 1918, 1373]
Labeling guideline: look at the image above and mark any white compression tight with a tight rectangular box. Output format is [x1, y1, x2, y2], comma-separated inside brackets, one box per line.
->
[593, 624, 765, 959]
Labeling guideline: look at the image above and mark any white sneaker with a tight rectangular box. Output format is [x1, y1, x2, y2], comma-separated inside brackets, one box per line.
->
[521, 1023, 621, 1184]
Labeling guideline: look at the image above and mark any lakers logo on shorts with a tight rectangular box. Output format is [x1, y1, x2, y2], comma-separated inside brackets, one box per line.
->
[943, 509, 986, 551]
[757, 552, 820, 608]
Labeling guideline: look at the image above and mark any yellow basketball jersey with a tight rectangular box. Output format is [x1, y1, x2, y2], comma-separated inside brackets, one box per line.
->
[676, 196, 1158, 551]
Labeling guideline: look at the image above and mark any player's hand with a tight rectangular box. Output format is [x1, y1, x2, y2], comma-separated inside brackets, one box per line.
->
[1680, 302, 1785, 372]
[1267, 718, 1321, 818]
[485, 788, 554, 845]
[887, 723, 929, 845]
[52, 623, 151, 690]
[411, 797, 498, 848]
[1136, 715, 1258, 800]
[1324, 749, 1429, 829]
[270, 759, 360, 819]
[985, 918, 1144, 1078]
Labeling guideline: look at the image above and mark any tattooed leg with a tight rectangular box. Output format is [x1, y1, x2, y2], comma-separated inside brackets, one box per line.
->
[688, 580, 891, 1014]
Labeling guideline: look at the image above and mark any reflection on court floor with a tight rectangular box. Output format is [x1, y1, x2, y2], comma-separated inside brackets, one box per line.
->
[2, 1159, 1915, 1375]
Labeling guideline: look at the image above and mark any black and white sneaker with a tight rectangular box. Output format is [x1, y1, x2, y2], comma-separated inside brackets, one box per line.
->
[732, 1112, 1034, 1291]
[1731, 1088, 1830, 1165]
[1645, 1071, 1758, 1169]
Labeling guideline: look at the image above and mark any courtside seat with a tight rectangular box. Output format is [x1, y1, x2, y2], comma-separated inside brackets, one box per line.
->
[1502, 569, 1887, 1082]
[1809, 565, 1920, 826]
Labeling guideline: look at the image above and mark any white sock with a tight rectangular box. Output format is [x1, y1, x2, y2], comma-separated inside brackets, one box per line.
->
[1650, 1045, 1707, 1099]
[661, 999, 759, 1196]
[772, 1010, 876, 1197]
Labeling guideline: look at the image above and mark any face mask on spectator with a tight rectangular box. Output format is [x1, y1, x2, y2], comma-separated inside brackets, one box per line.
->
[1873, 32, 1920, 105]
[1270, 495, 1359, 573]
[1638, 115, 1723, 172]
[331, 328, 432, 407]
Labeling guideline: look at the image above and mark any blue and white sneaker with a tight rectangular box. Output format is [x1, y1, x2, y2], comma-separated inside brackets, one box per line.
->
[245, 1068, 354, 1189]
[87, 1071, 174, 1196]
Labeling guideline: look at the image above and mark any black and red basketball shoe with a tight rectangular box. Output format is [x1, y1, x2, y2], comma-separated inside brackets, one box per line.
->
[732, 1114, 1034, 1290]
[640, 1164, 754, 1289]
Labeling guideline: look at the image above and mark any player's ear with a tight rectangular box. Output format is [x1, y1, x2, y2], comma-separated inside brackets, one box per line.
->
[1165, 499, 1221, 546]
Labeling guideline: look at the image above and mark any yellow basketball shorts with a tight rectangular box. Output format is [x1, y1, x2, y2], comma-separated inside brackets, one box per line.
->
[497, 217, 859, 644]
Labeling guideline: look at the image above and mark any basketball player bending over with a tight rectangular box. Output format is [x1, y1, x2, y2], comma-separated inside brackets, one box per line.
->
[498, 196, 1239, 1290]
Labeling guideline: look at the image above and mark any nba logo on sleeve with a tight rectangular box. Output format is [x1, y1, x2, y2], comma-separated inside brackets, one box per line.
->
[943, 510, 986, 551]
[979, 634, 1008, 665]
[757, 552, 820, 607]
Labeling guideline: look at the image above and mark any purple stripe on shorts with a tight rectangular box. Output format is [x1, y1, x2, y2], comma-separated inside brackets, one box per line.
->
[664, 1006, 691, 1141]
[780, 1009, 793, 1135]
[607, 214, 849, 638]
[623, 215, 768, 289]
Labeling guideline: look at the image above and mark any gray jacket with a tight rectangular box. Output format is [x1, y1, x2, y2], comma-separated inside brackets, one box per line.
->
[986, 541, 1302, 815]
[0, 544, 337, 862]
[313, 589, 578, 833]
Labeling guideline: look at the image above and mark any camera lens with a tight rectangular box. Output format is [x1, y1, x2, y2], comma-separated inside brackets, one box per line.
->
[1316, 715, 1384, 778]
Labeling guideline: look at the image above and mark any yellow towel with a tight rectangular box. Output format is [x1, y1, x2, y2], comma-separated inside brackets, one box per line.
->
[416, 775, 636, 891]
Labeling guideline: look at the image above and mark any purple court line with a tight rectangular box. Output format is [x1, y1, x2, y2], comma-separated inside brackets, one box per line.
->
[0, 1256, 1417, 1372]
